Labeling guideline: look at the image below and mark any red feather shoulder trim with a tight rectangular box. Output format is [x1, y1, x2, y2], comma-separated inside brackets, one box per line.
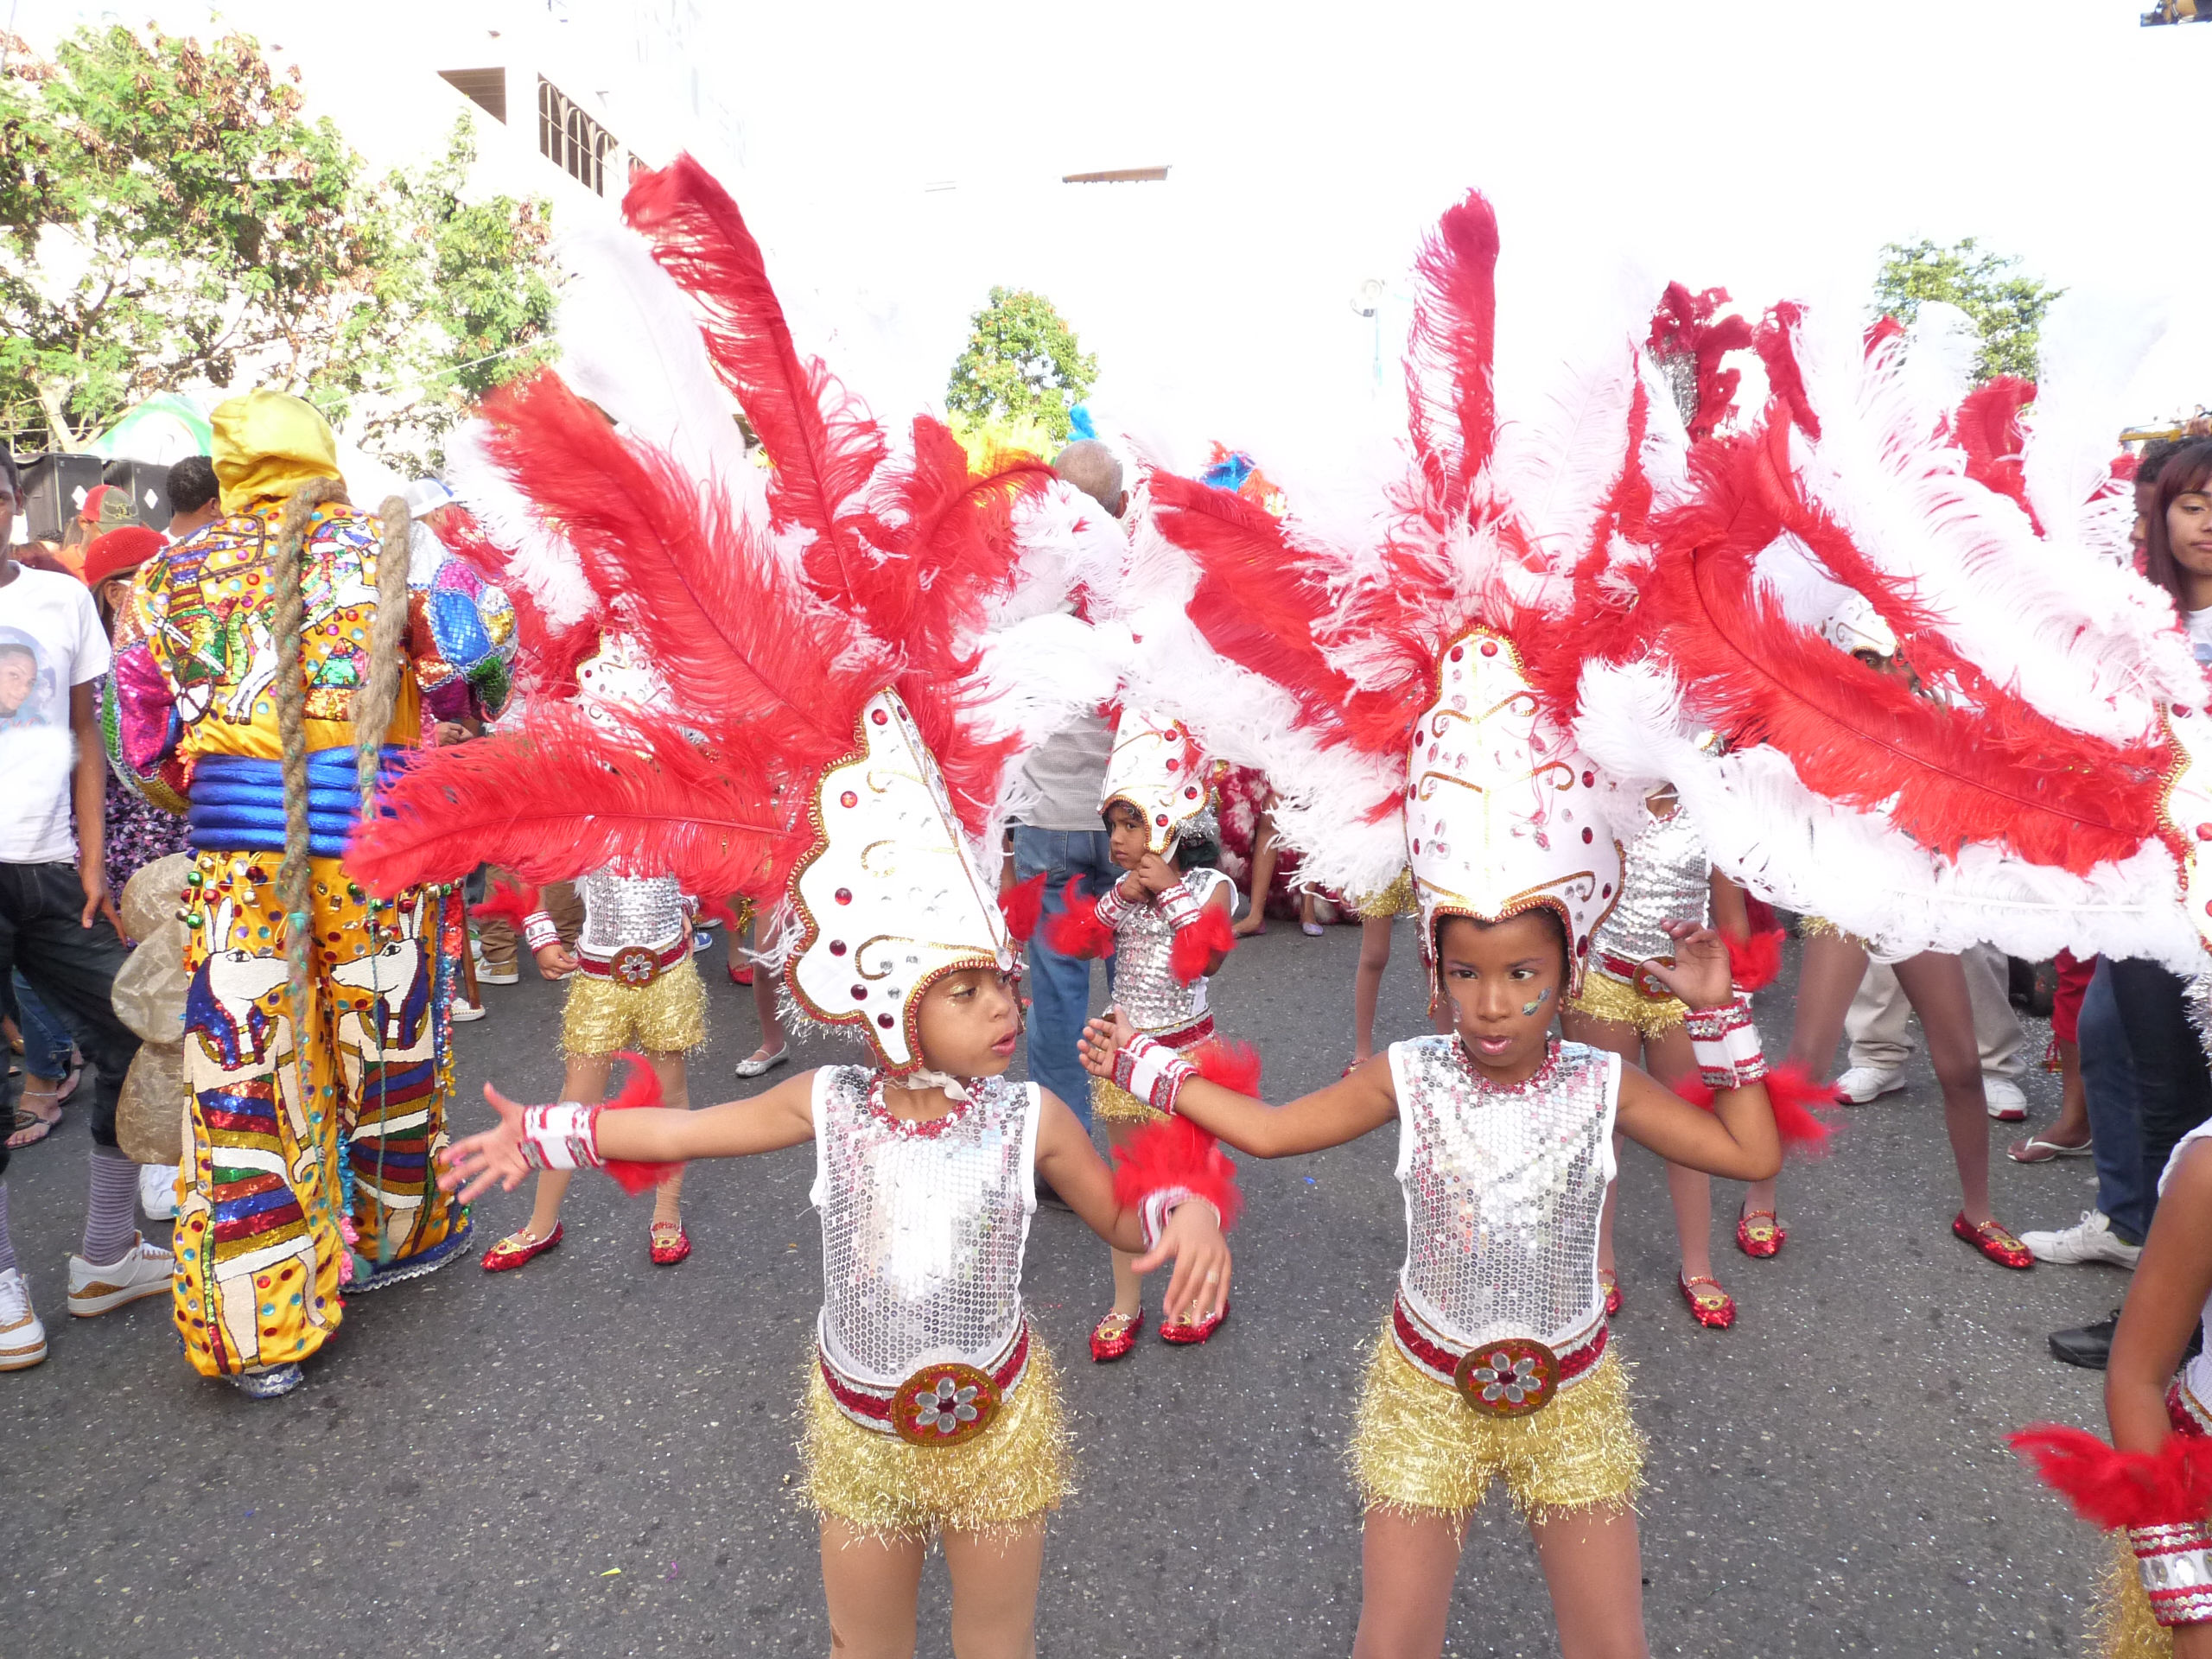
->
[1044, 879, 1115, 959]
[1169, 905, 1236, 984]
[1000, 871, 1046, 944]
[1110, 1114, 1243, 1232]
[601, 1052, 683, 1196]
[2010, 1423, 2212, 1530]
[1724, 927, 1785, 993]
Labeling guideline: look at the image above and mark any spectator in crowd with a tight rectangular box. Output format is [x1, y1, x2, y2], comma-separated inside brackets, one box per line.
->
[162, 455, 221, 543]
[1834, 944, 2028, 1118]
[0, 452, 168, 1373]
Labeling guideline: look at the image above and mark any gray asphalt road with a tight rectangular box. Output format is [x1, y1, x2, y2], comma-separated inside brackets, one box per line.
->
[0, 922, 2131, 1656]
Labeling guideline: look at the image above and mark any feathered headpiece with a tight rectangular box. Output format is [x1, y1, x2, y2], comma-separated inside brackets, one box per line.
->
[1100, 707, 1222, 855]
[351, 155, 1128, 1072]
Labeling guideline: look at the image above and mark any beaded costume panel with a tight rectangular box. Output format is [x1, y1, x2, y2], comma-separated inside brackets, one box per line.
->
[1586, 807, 1708, 978]
[1115, 868, 1231, 1033]
[1389, 1037, 1618, 1351]
[810, 1068, 1039, 1387]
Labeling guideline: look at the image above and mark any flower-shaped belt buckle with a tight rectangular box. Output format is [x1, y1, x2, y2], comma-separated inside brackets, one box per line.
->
[1631, 956, 1676, 1001]
[893, 1361, 1002, 1447]
[609, 946, 662, 988]
[1452, 1336, 1559, 1418]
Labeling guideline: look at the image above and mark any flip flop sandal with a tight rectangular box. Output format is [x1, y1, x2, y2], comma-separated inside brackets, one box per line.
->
[52, 1057, 85, 1108]
[7, 1099, 61, 1149]
[2007, 1134, 2093, 1164]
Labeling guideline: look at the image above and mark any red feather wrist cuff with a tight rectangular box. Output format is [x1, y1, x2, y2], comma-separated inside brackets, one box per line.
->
[1111, 1115, 1243, 1248]
[2012, 1423, 2212, 1625]
[1169, 905, 1236, 984]
[1724, 927, 1784, 993]
[599, 1052, 683, 1196]
[1044, 878, 1116, 959]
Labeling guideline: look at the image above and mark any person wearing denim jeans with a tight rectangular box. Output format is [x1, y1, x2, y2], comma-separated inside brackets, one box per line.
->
[1012, 826, 1117, 1128]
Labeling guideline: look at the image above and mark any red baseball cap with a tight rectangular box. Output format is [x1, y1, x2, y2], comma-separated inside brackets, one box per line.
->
[80, 525, 166, 591]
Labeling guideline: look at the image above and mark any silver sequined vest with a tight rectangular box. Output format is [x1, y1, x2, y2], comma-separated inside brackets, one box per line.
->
[810, 1067, 1039, 1386]
[1116, 868, 1231, 1033]
[1389, 1036, 1618, 1350]
[576, 869, 687, 957]
[1586, 807, 1708, 977]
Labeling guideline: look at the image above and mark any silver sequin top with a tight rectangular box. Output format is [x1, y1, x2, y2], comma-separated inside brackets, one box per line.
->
[1389, 1036, 1619, 1350]
[1115, 868, 1233, 1033]
[1586, 806, 1708, 978]
[810, 1066, 1039, 1386]
[575, 869, 687, 957]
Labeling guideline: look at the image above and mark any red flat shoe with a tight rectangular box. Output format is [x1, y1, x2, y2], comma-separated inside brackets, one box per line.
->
[1678, 1274, 1737, 1329]
[1090, 1306, 1144, 1363]
[1160, 1302, 1230, 1345]
[1598, 1268, 1623, 1319]
[649, 1219, 691, 1266]
[481, 1221, 563, 1273]
[727, 962, 753, 986]
[1736, 1208, 1786, 1258]
[1953, 1212, 2033, 1269]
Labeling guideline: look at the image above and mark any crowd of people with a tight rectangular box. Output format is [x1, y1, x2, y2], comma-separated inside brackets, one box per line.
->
[3, 157, 2209, 1659]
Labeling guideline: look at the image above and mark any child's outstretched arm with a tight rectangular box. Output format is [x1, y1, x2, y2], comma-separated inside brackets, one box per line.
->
[440, 1069, 817, 1205]
[1077, 1013, 1397, 1157]
[2109, 1140, 2212, 1454]
[1612, 920, 1783, 1183]
[1032, 1091, 1232, 1326]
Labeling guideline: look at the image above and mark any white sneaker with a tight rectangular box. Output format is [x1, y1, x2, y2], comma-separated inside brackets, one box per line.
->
[476, 963, 520, 986]
[139, 1164, 179, 1221]
[450, 999, 488, 1024]
[67, 1233, 175, 1318]
[2021, 1210, 2142, 1268]
[1984, 1076, 2029, 1122]
[0, 1268, 47, 1370]
[1834, 1065, 1904, 1104]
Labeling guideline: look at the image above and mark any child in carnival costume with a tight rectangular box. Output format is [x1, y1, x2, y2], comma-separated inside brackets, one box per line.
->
[1047, 705, 1249, 1359]
[353, 153, 1230, 1656]
[478, 631, 711, 1273]
[107, 389, 515, 1399]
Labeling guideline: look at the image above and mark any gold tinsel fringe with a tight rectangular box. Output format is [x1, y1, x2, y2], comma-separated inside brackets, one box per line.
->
[2092, 1532, 2171, 1659]
[1798, 914, 1868, 949]
[1090, 1075, 1166, 1124]
[1567, 969, 1688, 1038]
[562, 957, 708, 1056]
[1348, 1325, 1643, 1524]
[1355, 869, 1418, 921]
[802, 1341, 1074, 1542]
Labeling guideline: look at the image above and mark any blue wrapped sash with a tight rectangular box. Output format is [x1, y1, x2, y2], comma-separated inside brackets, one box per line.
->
[188, 747, 408, 858]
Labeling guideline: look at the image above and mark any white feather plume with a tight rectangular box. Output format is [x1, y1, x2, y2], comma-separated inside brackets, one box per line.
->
[2021, 291, 2170, 569]
[442, 420, 597, 630]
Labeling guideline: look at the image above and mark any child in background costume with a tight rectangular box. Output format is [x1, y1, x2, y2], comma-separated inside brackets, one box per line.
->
[2015, 1122, 2212, 1657]
[1078, 624, 1783, 1659]
[478, 632, 705, 1273]
[1048, 706, 1243, 1359]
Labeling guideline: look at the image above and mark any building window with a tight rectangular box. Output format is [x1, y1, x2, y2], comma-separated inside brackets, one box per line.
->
[537, 77, 619, 195]
[437, 67, 506, 124]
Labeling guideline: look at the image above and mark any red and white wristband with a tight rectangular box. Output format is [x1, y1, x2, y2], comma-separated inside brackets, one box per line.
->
[1682, 995, 1768, 1090]
[1113, 1033, 1198, 1116]
[519, 1102, 603, 1171]
[1137, 1187, 1221, 1250]
[522, 911, 561, 953]
[1093, 880, 1139, 931]
[2132, 1521, 2212, 1625]
[1155, 878, 1205, 931]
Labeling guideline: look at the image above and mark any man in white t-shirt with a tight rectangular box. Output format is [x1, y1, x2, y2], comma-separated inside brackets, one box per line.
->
[0, 454, 168, 1375]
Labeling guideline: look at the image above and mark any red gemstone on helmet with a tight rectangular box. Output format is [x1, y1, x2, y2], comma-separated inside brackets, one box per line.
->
[835, 888, 852, 905]
[851, 985, 867, 1000]
[1185, 785, 1198, 798]
[1155, 813, 1168, 826]
[871, 708, 888, 724]
[840, 791, 858, 809]
[877, 1013, 894, 1028]
[1449, 645, 1465, 661]
[1577, 937, 1590, 955]
[1581, 828, 1592, 843]
[1581, 771, 1593, 787]
[1166, 757, 1180, 771]
[1479, 640, 1498, 658]
[830, 940, 847, 956]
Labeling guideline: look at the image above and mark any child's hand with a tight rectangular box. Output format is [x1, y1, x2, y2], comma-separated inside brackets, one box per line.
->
[1077, 1009, 1135, 1079]
[534, 943, 577, 980]
[1133, 851, 1179, 895]
[1135, 1196, 1231, 1326]
[1639, 920, 1734, 1011]
[437, 1084, 533, 1203]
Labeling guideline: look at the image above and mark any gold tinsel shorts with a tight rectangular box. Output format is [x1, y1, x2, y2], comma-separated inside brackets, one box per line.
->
[561, 957, 708, 1057]
[1799, 914, 1869, 950]
[1355, 868, 1418, 921]
[2090, 1531, 2171, 1658]
[1567, 969, 1688, 1038]
[1349, 1326, 1643, 1522]
[1091, 1075, 1166, 1125]
[803, 1340, 1073, 1541]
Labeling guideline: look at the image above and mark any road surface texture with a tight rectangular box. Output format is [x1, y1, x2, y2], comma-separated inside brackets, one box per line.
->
[2, 919, 2129, 1656]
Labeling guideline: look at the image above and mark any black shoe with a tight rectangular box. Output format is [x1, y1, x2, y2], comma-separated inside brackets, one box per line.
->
[1033, 1178, 1073, 1212]
[2048, 1308, 2122, 1370]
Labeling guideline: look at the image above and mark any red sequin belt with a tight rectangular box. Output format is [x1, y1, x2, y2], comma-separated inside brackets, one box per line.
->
[575, 937, 689, 988]
[819, 1318, 1030, 1448]
[2170, 1370, 2211, 1438]
[1391, 1292, 1607, 1419]
[1142, 1013, 1216, 1050]
[1593, 951, 1678, 1001]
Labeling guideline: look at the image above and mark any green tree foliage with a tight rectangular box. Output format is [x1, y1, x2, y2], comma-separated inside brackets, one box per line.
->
[945, 287, 1096, 445]
[0, 25, 556, 470]
[1872, 238, 2064, 385]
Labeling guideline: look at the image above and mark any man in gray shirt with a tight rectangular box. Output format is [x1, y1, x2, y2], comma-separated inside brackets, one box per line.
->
[1009, 441, 1127, 1133]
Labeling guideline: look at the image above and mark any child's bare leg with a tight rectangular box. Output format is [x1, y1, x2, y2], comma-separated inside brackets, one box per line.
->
[942, 1521, 1046, 1659]
[1353, 916, 1394, 1063]
[1104, 1121, 1143, 1318]
[1642, 1027, 1714, 1283]
[1742, 930, 1869, 1226]
[647, 1052, 689, 1224]
[1236, 812, 1278, 936]
[1530, 1503, 1649, 1659]
[1351, 1507, 1464, 1658]
[748, 915, 787, 1064]
[1891, 950, 1994, 1224]
[818, 1519, 924, 1659]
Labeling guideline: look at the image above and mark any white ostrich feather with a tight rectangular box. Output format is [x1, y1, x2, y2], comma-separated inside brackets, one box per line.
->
[965, 611, 1135, 839]
[1576, 659, 2200, 969]
[976, 480, 1129, 634]
[442, 421, 597, 630]
[2022, 292, 2170, 569]
[1491, 337, 1646, 580]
